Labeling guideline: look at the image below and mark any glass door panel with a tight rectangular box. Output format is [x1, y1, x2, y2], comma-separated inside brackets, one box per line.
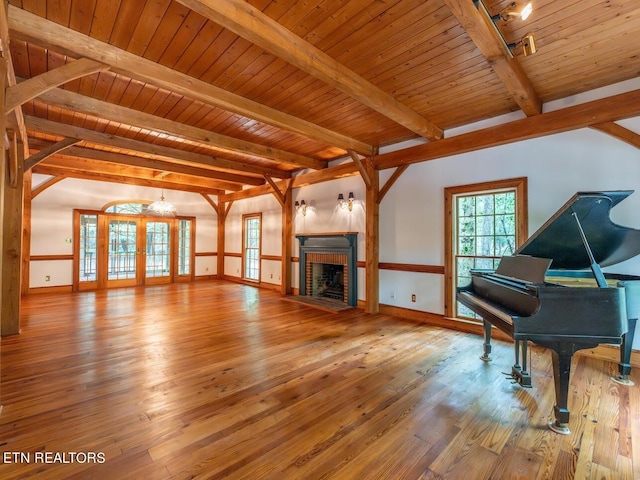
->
[78, 214, 98, 290]
[145, 220, 172, 284]
[107, 218, 138, 287]
[177, 219, 191, 277]
[75, 210, 195, 290]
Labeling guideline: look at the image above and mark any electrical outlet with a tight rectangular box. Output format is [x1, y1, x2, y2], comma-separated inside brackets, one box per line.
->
[411, 294, 416, 302]
[390, 291, 395, 299]
[205, 267, 209, 272]
[45, 275, 51, 282]
[270, 274, 273, 279]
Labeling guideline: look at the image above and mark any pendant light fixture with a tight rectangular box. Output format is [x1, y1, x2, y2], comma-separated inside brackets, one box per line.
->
[148, 189, 176, 216]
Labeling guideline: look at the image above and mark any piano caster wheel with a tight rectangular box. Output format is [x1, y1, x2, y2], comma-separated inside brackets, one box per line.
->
[480, 354, 491, 362]
[548, 421, 571, 435]
[611, 375, 635, 386]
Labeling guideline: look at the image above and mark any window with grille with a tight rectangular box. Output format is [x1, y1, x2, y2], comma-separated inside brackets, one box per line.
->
[145, 221, 170, 278]
[79, 214, 98, 282]
[243, 214, 261, 282]
[445, 178, 527, 321]
[108, 219, 138, 280]
[178, 219, 192, 276]
[455, 191, 517, 318]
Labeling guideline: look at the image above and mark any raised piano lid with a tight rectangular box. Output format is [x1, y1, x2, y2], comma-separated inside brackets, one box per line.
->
[516, 191, 640, 269]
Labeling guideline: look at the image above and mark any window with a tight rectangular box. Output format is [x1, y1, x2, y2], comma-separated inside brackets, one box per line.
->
[105, 202, 152, 215]
[79, 214, 98, 282]
[445, 178, 527, 320]
[74, 200, 196, 290]
[178, 219, 192, 276]
[243, 214, 261, 282]
[145, 221, 171, 278]
[108, 219, 138, 280]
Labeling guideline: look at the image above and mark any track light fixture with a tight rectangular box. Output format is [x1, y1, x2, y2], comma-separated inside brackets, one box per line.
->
[473, 0, 537, 58]
[511, 32, 537, 56]
[491, 1, 532, 22]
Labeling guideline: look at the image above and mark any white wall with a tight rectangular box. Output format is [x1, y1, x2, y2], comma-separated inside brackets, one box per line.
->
[292, 175, 366, 299]
[377, 126, 640, 347]
[27, 84, 640, 349]
[224, 193, 282, 282]
[29, 177, 217, 287]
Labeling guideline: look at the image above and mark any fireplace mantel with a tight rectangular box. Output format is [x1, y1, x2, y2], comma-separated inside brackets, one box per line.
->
[295, 233, 358, 306]
[295, 232, 358, 245]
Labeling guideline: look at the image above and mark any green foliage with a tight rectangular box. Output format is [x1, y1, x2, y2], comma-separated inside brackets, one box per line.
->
[455, 190, 517, 319]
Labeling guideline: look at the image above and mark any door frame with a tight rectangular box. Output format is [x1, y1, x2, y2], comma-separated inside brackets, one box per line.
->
[73, 209, 195, 291]
[142, 217, 174, 286]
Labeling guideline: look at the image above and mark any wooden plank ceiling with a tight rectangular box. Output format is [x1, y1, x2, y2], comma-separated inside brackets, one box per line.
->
[5, 0, 640, 194]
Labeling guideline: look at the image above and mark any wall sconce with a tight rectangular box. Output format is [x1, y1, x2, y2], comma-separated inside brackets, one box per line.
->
[295, 199, 307, 216]
[473, 0, 537, 58]
[338, 192, 355, 211]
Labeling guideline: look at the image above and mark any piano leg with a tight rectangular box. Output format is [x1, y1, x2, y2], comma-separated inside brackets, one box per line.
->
[480, 320, 492, 362]
[511, 340, 532, 387]
[549, 350, 572, 435]
[612, 317, 636, 386]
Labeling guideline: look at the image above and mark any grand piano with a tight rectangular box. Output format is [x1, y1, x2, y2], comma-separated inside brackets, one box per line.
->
[457, 191, 640, 434]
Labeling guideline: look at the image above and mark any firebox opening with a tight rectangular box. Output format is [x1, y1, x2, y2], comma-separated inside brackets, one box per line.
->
[312, 263, 345, 302]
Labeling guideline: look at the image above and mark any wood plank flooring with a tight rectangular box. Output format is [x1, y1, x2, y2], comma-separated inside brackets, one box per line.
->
[0, 281, 638, 479]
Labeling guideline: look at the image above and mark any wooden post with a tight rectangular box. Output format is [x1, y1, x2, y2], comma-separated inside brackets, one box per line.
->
[281, 180, 292, 295]
[2, 131, 24, 335]
[217, 198, 226, 279]
[364, 159, 379, 313]
[0, 57, 5, 413]
[22, 169, 31, 296]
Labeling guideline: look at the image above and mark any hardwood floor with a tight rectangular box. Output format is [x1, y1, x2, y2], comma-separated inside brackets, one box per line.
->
[0, 281, 638, 479]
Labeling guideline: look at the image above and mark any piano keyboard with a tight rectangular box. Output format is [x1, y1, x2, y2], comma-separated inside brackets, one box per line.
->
[458, 291, 514, 325]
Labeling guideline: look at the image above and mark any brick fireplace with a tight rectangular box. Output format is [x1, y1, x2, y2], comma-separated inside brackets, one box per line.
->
[296, 233, 358, 307]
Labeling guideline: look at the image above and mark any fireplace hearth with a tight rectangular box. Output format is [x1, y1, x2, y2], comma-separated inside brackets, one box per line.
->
[296, 233, 358, 307]
[313, 263, 344, 301]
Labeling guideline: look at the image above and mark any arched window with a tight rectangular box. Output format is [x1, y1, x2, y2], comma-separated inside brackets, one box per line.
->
[103, 200, 153, 215]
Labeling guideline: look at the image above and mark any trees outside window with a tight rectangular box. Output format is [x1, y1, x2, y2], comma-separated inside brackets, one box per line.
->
[445, 178, 528, 320]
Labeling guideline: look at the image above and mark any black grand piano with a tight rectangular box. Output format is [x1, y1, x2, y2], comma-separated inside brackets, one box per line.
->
[457, 191, 640, 434]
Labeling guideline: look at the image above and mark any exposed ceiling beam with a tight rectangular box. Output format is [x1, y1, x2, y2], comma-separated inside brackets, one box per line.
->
[378, 165, 409, 204]
[28, 139, 261, 188]
[375, 89, 640, 170]
[34, 157, 224, 195]
[348, 149, 372, 189]
[221, 162, 360, 202]
[24, 115, 290, 179]
[590, 122, 640, 149]
[6, 58, 108, 112]
[200, 193, 218, 214]
[442, 0, 541, 116]
[35, 86, 326, 170]
[32, 175, 64, 198]
[7, 5, 373, 156]
[175, 0, 443, 141]
[0, 2, 28, 153]
[24, 138, 79, 171]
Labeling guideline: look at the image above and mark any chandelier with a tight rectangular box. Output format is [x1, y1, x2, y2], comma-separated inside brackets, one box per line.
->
[148, 190, 176, 216]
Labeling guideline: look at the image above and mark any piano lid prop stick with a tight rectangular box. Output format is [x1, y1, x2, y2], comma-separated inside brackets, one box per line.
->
[571, 210, 608, 288]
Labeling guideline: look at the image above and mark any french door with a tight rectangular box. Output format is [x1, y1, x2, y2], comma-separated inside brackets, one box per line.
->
[75, 211, 193, 291]
[107, 216, 140, 288]
[143, 219, 172, 285]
